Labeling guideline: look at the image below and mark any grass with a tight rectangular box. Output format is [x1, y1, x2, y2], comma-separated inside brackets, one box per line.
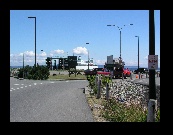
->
[86, 93, 160, 122]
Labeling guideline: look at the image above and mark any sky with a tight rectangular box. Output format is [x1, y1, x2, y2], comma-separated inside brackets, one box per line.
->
[10, 10, 160, 68]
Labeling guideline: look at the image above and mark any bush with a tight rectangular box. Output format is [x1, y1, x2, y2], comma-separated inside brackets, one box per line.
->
[18, 64, 50, 80]
[101, 98, 160, 122]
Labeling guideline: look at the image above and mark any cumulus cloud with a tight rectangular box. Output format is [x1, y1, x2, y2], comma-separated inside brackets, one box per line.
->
[125, 61, 137, 66]
[144, 56, 148, 60]
[52, 49, 65, 54]
[24, 51, 35, 57]
[95, 60, 106, 65]
[49, 49, 65, 57]
[39, 52, 47, 57]
[73, 47, 88, 55]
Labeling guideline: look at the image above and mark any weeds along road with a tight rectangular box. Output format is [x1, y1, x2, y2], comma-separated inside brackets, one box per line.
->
[10, 77, 94, 122]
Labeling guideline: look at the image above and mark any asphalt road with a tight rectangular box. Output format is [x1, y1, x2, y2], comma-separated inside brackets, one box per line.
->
[129, 73, 160, 89]
[10, 77, 94, 122]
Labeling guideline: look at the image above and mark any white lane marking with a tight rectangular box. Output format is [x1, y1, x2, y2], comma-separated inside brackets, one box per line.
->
[10, 90, 12, 91]
[21, 84, 24, 85]
[50, 82, 54, 83]
[34, 83, 37, 85]
[25, 86, 27, 87]
[40, 83, 43, 84]
[20, 87, 23, 88]
[17, 88, 19, 89]
[29, 85, 31, 86]
[66, 81, 69, 82]
[14, 84, 19, 85]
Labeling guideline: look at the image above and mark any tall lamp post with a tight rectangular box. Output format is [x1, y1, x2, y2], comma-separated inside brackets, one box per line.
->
[86, 43, 89, 70]
[28, 16, 36, 67]
[107, 24, 133, 60]
[41, 50, 43, 66]
[135, 36, 139, 69]
[23, 53, 24, 78]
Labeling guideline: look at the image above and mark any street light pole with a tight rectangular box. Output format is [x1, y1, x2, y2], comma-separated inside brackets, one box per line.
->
[120, 30, 121, 59]
[86, 43, 89, 70]
[107, 24, 133, 60]
[135, 36, 139, 69]
[28, 16, 36, 67]
[23, 53, 24, 78]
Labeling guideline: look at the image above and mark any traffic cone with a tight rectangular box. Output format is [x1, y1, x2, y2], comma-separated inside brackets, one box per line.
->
[136, 75, 138, 79]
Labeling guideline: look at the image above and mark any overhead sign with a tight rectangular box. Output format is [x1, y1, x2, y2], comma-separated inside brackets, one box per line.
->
[148, 55, 158, 70]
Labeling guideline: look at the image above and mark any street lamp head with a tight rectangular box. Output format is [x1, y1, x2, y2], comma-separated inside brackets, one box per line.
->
[86, 43, 89, 44]
[124, 24, 133, 26]
[107, 25, 112, 26]
[28, 17, 36, 18]
[135, 36, 139, 37]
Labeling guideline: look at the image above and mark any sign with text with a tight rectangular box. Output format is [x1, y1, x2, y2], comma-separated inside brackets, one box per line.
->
[148, 55, 158, 70]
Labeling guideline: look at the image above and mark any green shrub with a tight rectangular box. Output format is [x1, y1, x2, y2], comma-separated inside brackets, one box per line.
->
[18, 64, 50, 80]
[101, 98, 147, 122]
[101, 98, 160, 122]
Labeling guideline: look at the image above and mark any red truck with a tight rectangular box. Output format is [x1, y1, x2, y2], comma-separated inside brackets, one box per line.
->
[111, 66, 131, 79]
[123, 68, 131, 77]
[84, 68, 110, 76]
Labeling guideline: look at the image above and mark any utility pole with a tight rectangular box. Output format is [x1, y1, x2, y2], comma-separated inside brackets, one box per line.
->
[147, 10, 157, 122]
[149, 10, 156, 100]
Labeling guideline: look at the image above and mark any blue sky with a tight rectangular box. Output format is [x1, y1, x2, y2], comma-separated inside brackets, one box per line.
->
[10, 10, 160, 68]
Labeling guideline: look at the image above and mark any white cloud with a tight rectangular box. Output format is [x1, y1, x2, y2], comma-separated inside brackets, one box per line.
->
[95, 60, 106, 65]
[49, 49, 65, 57]
[52, 49, 65, 54]
[24, 51, 35, 57]
[125, 61, 137, 66]
[144, 56, 148, 60]
[73, 47, 88, 55]
[39, 52, 47, 57]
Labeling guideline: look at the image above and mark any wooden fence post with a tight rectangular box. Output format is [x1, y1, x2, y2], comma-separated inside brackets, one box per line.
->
[96, 79, 101, 99]
[106, 82, 109, 100]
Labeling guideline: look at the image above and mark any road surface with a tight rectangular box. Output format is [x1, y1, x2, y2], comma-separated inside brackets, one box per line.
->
[10, 77, 94, 122]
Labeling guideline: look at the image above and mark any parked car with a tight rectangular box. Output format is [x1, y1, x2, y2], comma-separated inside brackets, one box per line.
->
[133, 68, 148, 74]
[84, 68, 108, 76]
[84, 69, 93, 75]
[123, 68, 131, 77]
